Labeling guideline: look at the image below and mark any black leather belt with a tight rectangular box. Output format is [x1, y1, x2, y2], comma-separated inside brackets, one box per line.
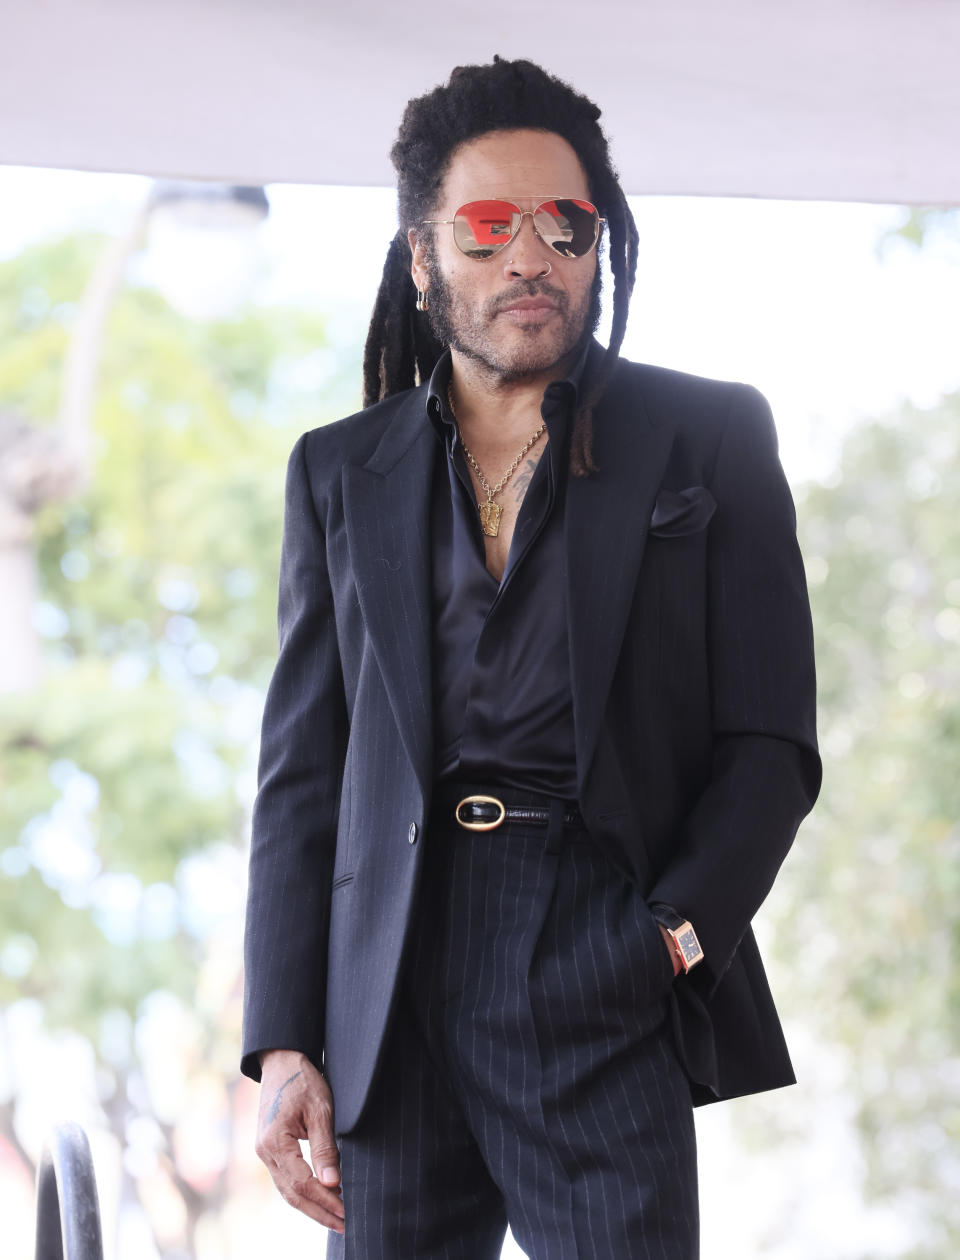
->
[454, 793, 584, 833]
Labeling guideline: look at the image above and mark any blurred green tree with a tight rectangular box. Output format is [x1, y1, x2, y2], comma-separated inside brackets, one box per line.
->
[0, 230, 359, 1255]
[877, 206, 960, 256]
[775, 393, 960, 1258]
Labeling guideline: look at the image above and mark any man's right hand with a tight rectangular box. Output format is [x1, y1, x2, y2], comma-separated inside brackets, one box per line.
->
[255, 1049, 345, 1234]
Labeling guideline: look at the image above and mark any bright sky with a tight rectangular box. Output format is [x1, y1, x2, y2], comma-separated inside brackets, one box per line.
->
[2, 163, 958, 1260]
[3, 165, 960, 491]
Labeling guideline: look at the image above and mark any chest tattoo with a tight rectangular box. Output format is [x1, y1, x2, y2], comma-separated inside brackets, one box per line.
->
[512, 457, 540, 505]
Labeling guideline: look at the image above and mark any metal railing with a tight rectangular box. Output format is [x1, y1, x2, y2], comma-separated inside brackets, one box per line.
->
[34, 1123, 104, 1260]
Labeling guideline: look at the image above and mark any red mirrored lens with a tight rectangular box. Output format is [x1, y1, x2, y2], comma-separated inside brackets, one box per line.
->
[452, 201, 520, 257]
[452, 199, 600, 258]
[533, 199, 600, 257]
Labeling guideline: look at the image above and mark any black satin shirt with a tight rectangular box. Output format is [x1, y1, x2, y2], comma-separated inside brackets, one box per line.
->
[426, 344, 590, 798]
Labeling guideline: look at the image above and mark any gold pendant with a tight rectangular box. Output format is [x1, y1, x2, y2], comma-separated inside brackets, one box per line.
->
[479, 500, 501, 537]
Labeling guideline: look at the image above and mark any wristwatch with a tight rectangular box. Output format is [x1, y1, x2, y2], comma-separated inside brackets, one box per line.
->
[649, 903, 705, 974]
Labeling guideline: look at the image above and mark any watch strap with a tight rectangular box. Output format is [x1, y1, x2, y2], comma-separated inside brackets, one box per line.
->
[648, 902, 705, 973]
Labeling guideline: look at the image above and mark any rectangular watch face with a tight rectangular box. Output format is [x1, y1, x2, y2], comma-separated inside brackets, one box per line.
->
[676, 926, 703, 965]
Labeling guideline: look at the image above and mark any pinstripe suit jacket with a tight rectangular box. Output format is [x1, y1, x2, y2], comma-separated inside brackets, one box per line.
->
[241, 343, 822, 1132]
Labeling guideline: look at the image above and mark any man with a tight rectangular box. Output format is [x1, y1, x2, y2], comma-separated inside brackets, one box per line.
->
[242, 57, 821, 1258]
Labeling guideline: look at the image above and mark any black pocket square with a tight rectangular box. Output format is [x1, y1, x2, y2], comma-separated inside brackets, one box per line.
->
[649, 486, 717, 537]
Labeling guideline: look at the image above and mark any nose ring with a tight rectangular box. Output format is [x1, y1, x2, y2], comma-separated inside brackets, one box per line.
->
[505, 259, 552, 277]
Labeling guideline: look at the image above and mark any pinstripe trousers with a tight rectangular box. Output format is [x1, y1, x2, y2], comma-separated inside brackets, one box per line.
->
[326, 784, 699, 1259]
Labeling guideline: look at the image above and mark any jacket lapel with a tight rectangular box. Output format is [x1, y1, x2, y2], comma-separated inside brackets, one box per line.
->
[341, 364, 674, 802]
[565, 367, 675, 795]
[342, 389, 436, 796]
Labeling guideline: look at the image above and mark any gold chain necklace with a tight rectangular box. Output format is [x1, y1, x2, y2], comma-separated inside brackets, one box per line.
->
[447, 383, 545, 538]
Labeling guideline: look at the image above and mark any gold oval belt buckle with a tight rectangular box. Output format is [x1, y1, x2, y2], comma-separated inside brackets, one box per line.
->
[455, 794, 506, 831]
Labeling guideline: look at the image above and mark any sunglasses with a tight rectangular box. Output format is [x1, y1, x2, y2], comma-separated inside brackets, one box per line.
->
[423, 197, 604, 260]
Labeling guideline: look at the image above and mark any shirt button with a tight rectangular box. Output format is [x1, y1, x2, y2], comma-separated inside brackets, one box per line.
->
[408, 822, 418, 845]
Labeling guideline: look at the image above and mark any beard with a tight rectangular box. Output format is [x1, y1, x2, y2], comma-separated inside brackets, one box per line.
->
[424, 254, 602, 384]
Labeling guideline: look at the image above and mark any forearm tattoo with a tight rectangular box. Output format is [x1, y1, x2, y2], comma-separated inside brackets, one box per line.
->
[267, 1070, 302, 1124]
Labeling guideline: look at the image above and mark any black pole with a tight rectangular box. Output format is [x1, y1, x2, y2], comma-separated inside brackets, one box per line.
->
[35, 1124, 104, 1260]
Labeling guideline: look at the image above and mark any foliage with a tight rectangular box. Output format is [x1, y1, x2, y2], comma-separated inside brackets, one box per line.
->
[0, 230, 358, 1255]
[877, 207, 960, 255]
[779, 394, 960, 1256]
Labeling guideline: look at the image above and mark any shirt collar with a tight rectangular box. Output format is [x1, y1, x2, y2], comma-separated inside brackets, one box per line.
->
[425, 336, 595, 445]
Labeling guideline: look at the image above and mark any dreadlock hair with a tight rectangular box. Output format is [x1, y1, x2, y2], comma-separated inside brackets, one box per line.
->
[362, 56, 639, 476]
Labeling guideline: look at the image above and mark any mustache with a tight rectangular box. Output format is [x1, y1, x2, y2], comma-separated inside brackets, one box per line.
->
[487, 280, 570, 316]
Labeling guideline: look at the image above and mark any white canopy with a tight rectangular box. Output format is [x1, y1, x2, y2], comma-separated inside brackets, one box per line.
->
[2, 0, 958, 203]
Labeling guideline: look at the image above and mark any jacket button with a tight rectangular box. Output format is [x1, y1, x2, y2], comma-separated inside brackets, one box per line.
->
[408, 822, 418, 845]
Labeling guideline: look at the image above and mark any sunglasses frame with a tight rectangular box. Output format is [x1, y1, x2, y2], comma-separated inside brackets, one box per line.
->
[422, 197, 605, 260]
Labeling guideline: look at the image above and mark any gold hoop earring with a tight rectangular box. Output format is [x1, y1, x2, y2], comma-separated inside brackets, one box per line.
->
[416, 288, 429, 312]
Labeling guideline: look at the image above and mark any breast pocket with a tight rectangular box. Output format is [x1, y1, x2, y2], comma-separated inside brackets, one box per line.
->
[648, 485, 716, 539]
